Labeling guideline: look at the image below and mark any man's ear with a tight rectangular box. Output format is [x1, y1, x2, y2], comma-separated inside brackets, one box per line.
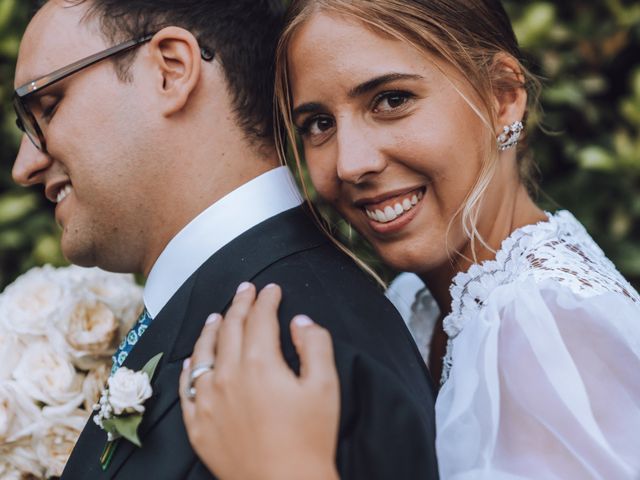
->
[491, 53, 528, 132]
[148, 27, 203, 117]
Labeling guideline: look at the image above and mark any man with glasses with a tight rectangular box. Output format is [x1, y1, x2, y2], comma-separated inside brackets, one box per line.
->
[11, 1, 438, 479]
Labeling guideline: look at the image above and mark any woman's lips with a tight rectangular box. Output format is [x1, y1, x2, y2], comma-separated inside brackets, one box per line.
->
[362, 187, 426, 234]
[363, 188, 424, 223]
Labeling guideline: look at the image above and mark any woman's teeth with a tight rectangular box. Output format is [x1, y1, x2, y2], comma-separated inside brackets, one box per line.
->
[56, 185, 72, 204]
[365, 190, 423, 224]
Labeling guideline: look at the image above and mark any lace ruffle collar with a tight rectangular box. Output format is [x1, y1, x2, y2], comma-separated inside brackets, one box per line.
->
[443, 210, 583, 339]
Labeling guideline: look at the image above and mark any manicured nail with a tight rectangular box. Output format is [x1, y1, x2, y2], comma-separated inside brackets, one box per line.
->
[264, 283, 278, 290]
[183, 358, 191, 370]
[206, 313, 222, 325]
[237, 282, 252, 293]
[293, 315, 314, 327]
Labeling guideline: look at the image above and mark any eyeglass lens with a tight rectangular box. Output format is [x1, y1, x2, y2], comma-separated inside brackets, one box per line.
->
[13, 97, 43, 151]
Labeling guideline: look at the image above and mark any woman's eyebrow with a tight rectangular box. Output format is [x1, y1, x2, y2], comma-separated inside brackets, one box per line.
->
[292, 102, 324, 123]
[292, 73, 424, 122]
[348, 73, 424, 98]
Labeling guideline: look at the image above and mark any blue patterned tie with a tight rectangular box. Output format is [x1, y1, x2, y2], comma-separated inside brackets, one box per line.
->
[111, 307, 153, 375]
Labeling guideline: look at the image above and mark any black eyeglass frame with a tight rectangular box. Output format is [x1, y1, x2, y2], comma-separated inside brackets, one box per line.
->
[13, 33, 215, 153]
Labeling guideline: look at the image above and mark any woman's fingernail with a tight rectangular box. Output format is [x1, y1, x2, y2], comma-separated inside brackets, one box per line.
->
[206, 313, 222, 325]
[293, 315, 314, 327]
[237, 282, 252, 293]
[264, 283, 278, 290]
[183, 358, 191, 370]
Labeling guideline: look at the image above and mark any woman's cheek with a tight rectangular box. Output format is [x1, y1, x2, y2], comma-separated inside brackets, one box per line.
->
[307, 163, 338, 203]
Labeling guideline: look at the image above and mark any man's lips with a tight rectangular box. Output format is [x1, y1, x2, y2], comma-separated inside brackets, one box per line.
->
[358, 187, 425, 224]
[56, 184, 73, 204]
[45, 180, 72, 204]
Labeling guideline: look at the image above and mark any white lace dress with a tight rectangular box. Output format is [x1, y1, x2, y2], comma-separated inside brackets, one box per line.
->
[387, 211, 640, 480]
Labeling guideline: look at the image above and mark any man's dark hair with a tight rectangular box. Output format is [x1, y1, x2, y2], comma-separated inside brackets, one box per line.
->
[63, 0, 287, 143]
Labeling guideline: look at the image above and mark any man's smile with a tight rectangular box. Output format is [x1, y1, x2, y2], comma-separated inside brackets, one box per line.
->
[45, 179, 73, 204]
[56, 184, 73, 204]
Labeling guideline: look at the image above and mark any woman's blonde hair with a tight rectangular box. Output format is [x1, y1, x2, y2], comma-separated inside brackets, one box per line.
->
[275, 0, 542, 270]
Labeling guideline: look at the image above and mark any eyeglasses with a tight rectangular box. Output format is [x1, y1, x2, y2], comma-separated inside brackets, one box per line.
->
[13, 33, 215, 153]
[13, 34, 155, 153]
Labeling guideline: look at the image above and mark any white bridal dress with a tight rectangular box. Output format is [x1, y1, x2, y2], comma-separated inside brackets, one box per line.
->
[387, 211, 640, 480]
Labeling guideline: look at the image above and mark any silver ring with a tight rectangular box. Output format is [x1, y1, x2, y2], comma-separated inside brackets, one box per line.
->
[186, 361, 215, 400]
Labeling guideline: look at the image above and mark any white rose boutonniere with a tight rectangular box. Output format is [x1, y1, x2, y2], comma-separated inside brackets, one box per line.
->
[93, 352, 163, 470]
[105, 367, 153, 417]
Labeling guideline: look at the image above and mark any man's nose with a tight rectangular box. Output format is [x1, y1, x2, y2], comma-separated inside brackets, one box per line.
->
[335, 125, 387, 184]
[12, 135, 51, 186]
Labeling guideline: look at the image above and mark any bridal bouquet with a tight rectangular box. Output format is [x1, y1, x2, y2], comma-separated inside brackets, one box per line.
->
[0, 265, 143, 479]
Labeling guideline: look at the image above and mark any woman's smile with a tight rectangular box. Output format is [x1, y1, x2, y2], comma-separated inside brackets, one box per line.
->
[358, 186, 425, 234]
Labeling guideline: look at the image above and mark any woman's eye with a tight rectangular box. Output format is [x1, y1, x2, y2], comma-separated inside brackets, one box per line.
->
[298, 115, 335, 138]
[310, 116, 334, 135]
[373, 91, 413, 113]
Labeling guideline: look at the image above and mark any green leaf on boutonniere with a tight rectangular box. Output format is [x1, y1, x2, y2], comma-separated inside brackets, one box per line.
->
[103, 415, 144, 447]
[142, 352, 163, 379]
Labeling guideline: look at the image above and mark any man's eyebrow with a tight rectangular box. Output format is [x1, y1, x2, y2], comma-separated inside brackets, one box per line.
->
[348, 73, 424, 98]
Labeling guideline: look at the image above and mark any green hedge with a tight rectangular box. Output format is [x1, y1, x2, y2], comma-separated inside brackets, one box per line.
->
[1, 0, 638, 289]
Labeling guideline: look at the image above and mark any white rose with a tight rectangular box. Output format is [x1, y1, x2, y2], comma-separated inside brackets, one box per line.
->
[0, 330, 25, 381]
[0, 384, 16, 442]
[0, 265, 70, 336]
[34, 409, 88, 479]
[13, 341, 84, 407]
[0, 382, 41, 443]
[82, 364, 110, 412]
[0, 463, 22, 480]
[0, 442, 42, 478]
[107, 368, 152, 415]
[62, 298, 119, 369]
[63, 266, 143, 327]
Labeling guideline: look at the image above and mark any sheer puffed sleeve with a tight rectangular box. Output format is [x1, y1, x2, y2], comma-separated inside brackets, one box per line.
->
[436, 278, 640, 480]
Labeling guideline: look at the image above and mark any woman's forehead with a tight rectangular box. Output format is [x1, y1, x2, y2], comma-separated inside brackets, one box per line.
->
[287, 13, 435, 92]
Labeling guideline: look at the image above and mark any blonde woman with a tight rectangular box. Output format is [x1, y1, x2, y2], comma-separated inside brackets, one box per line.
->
[179, 0, 640, 478]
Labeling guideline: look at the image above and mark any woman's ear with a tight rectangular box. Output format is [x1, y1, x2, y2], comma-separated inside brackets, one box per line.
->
[491, 53, 528, 130]
[148, 26, 203, 117]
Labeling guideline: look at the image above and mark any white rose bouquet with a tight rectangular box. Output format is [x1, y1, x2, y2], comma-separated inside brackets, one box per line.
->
[0, 265, 142, 479]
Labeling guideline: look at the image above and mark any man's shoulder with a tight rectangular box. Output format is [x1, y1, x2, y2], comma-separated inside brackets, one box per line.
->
[257, 241, 389, 309]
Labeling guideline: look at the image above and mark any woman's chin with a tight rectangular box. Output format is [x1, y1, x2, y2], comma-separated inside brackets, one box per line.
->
[371, 237, 452, 278]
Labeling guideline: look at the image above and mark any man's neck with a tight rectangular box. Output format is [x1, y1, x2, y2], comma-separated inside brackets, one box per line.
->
[139, 143, 280, 277]
[142, 165, 303, 317]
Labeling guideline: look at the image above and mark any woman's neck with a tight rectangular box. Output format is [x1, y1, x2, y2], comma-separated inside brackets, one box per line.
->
[418, 185, 546, 316]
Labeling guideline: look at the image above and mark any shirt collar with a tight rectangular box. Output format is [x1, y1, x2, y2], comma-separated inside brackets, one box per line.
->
[144, 166, 303, 317]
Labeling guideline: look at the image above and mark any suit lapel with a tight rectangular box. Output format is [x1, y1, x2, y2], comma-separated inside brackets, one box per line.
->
[60, 275, 196, 479]
[63, 207, 328, 478]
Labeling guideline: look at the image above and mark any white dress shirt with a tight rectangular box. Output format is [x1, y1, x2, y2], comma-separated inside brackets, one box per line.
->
[144, 166, 303, 318]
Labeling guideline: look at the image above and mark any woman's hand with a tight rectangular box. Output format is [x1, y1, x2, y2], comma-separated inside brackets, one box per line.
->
[179, 282, 341, 480]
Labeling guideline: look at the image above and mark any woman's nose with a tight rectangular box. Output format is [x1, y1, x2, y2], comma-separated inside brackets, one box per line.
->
[335, 126, 387, 184]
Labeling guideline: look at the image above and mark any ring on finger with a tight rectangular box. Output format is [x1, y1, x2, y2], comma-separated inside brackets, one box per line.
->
[186, 361, 215, 401]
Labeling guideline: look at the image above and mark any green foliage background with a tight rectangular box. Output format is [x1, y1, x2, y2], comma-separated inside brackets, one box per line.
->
[0, 0, 639, 289]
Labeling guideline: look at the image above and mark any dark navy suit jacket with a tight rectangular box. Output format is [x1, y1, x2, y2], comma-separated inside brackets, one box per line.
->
[61, 207, 438, 479]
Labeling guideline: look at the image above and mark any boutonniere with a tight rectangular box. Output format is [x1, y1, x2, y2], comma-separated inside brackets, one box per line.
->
[93, 352, 163, 470]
